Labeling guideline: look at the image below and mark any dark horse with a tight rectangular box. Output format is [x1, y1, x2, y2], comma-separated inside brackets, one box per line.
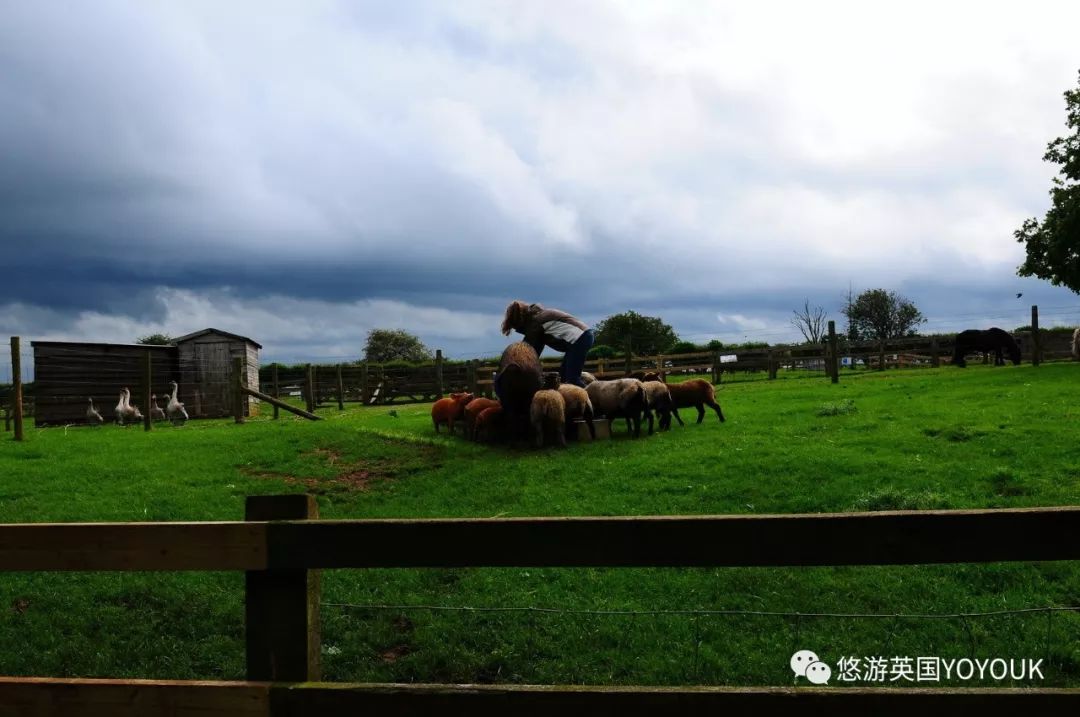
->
[952, 328, 1021, 368]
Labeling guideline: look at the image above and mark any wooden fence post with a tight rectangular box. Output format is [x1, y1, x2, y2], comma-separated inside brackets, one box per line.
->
[467, 360, 478, 396]
[766, 349, 776, 380]
[245, 494, 321, 682]
[361, 363, 369, 405]
[711, 350, 720, 383]
[336, 364, 345, 410]
[435, 349, 444, 398]
[305, 365, 314, 413]
[828, 321, 839, 384]
[10, 337, 23, 441]
[624, 341, 632, 377]
[878, 340, 886, 371]
[233, 356, 246, 424]
[930, 338, 940, 368]
[1031, 305, 1041, 367]
[272, 364, 280, 420]
[143, 350, 152, 431]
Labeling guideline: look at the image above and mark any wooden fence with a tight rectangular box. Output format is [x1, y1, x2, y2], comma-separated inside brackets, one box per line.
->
[1, 494, 1079, 714]
[256, 327, 1077, 408]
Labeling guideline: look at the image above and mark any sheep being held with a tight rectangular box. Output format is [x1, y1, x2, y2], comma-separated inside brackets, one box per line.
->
[644, 372, 724, 425]
[495, 341, 542, 437]
[586, 378, 648, 438]
[431, 392, 474, 434]
[530, 389, 567, 448]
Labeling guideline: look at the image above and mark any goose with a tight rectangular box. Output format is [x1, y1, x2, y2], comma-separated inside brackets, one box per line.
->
[86, 398, 104, 426]
[165, 381, 188, 426]
[115, 390, 127, 426]
[121, 388, 144, 424]
[150, 394, 166, 422]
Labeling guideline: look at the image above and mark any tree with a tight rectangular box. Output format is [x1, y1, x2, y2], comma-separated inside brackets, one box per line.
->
[1016, 70, 1080, 292]
[586, 344, 618, 359]
[136, 333, 172, 345]
[668, 340, 700, 354]
[363, 329, 433, 363]
[790, 299, 828, 344]
[841, 289, 925, 341]
[593, 311, 679, 355]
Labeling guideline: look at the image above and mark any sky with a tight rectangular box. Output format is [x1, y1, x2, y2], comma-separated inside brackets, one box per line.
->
[2, 1, 1080, 370]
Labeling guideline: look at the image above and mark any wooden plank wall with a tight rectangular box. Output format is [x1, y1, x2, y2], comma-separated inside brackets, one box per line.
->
[31, 342, 179, 425]
[177, 336, 260, 418]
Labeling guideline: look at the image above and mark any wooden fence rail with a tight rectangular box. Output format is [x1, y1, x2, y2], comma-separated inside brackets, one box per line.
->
[3, 678, 1078, 716]
[1, 496, 1079, 714]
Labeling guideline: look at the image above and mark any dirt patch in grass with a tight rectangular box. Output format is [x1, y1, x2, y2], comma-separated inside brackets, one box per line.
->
[244, 444, 441, 493]
[379, 644, 412, 663]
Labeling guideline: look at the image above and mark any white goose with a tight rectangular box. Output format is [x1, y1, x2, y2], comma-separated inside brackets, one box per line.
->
[121, 388, 144, 424]
[150, 394, 166, 422]
[86, 398, 104, 426]
[115, 390, 127, 426]
[165, 381, 188, 426]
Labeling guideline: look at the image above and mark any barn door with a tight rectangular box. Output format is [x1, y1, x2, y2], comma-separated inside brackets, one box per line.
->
[194, 342, 231, 417]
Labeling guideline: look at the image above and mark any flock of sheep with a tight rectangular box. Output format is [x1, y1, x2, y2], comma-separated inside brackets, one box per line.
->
[432, 341, 725, 447]
[85, 381, 189, 427]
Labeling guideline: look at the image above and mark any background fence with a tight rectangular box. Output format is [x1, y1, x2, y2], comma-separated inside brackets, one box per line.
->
[0, 494, 1078, 714]
[257, 324, 1076, 409]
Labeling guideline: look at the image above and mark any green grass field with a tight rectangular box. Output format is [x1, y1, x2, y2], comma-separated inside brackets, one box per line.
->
[2, 363, 1079, 686]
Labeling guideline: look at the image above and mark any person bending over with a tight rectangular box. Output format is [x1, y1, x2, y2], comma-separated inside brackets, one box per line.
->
[501, 300, 594, 387]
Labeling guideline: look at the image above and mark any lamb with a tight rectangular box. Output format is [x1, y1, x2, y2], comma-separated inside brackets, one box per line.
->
[1073, 328, 1080, 361]
[165, 382, 188, 426]
[431, 392, 474, 434]
[530, 389, 567, 448]
[86, 398, 104, 426]
[557, 383, 596, 440]
[463, 397, 500, 440]
[580, 371, 597, 385]
[586, 378, 648, 438]
[473, 404, 505, 442]
[643, 372, 725, 425]
[641, 380, 674, 434]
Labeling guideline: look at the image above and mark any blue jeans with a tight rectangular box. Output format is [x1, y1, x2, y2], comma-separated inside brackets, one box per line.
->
[560, 329, 594, 387]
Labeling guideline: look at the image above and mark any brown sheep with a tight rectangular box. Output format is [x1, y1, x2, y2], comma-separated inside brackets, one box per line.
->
[431, 392, 474, 434]
[644, 372, 724, 425]
[530, 389, 566, 448]
[463, 397, 500, 440]
[642, 380, 674, 433]
[557, 383, 595, 440]
[473, 404, 505, 442]
[586, 378, 648, 438]
[496, 342, 542, 437]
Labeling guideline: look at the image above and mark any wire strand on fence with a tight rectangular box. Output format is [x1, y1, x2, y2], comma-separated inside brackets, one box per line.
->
[322, 602, 1080, 620]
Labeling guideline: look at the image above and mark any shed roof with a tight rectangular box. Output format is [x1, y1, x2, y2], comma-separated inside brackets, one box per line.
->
[172, 328, 263, 349]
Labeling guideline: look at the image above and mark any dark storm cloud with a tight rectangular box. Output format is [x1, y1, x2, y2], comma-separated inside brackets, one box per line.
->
[2, 2, 1079, 360]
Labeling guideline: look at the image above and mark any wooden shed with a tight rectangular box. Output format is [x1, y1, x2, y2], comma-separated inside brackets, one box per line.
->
[31, 328, 262, 425]
[174, 329, 262, 419]
[31, 341, 180, 425]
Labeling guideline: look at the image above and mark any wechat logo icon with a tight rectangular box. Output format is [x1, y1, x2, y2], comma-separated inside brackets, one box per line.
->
[791, 649, 831, 685]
